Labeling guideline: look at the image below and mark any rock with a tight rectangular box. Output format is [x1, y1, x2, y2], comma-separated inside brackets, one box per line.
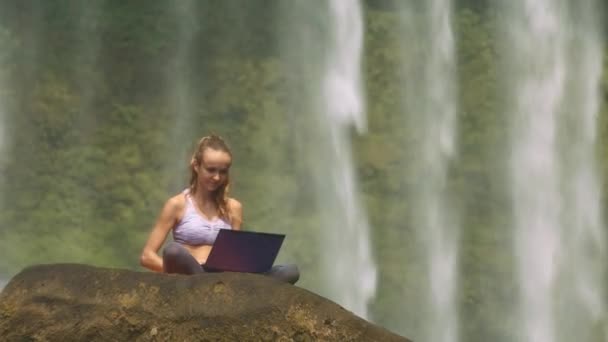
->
[0, 264, 410, 341]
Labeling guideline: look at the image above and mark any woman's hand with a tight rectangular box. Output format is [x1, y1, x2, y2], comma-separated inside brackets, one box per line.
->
[140, 196, 183, 272]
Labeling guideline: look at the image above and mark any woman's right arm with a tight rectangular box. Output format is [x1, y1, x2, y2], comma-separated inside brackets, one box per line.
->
[139, 196, 182, 272]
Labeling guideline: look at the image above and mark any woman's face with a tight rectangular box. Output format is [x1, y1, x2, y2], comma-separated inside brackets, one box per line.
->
[196, 148, 231, 192]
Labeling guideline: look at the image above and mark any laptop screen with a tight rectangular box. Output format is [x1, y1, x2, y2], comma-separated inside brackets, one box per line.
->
[204, 230, 285, 273]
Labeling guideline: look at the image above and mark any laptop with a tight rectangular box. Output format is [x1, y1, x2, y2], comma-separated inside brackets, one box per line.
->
[203, 229, 285, 273]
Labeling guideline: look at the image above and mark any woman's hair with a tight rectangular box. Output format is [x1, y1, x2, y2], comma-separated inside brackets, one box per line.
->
[189, 134, 233, 221]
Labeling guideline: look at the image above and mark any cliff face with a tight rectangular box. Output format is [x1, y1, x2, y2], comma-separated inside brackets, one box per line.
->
[0, 264, 410, 341]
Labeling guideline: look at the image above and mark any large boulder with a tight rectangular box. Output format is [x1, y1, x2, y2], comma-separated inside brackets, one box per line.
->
[0, 264, 410, 341]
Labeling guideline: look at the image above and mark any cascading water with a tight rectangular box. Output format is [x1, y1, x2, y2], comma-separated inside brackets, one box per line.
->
[396, 1, 459, 341]
[165, 0, 197, 191]
[317, 0, 377, 319]
[279, 0, 376, 319]
[504, 1, 606, 341]
[0, 32, 6, 179]
[0, 14, 13, 281]
[74, 2, 101, 114]
[0, 26, 5, 161]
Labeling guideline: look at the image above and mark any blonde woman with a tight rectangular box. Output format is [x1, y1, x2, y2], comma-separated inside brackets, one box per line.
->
[140, 135, 299, 284]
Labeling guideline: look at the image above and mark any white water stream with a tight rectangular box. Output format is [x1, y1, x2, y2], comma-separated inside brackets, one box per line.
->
[396, 1, 460, 341]
[0, 17, 13, 280]
[316, 0, 377, 319]
[166, 0, 197, 190]
[504, 1, 606, 341]
[278, 0, 376, 319]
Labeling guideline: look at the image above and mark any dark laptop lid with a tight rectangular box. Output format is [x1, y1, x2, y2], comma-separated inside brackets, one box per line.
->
[203, 230, 285, 273]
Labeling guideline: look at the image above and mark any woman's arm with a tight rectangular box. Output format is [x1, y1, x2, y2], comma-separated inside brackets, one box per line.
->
[140, 196, 182, 272]
[228, 198, 243, 230]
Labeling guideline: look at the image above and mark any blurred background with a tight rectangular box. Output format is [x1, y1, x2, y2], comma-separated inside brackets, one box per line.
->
[0, 1, 607, 341]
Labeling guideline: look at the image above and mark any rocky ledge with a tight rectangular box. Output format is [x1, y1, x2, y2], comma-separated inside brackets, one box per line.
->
[0, 264, 410, 341]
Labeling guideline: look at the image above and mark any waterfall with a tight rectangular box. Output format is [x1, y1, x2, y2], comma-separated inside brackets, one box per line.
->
[279, 0, 376, 319]
[0, 26, 5, 161]
[74, 2, 102, 116]
[165, 0, 198, 191]
[0, 10, 16, 274]
[396, 1, 460, 341]
[0, 27, 7, 176]
[503, 1, 606, 341]
[319, 0, 376, 318]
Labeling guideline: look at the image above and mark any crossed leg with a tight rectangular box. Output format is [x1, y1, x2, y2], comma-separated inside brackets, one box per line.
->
[265, 264, 300, 285]
[163, 241, 300, 284]
[162, 241, 204, 275]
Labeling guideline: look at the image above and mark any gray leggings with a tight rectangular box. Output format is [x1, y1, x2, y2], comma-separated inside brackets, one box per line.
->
[162, 242, 300, 285]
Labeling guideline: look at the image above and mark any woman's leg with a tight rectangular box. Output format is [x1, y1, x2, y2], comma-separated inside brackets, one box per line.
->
[162, 242, 204, 275]
[264, 264, 300, 284]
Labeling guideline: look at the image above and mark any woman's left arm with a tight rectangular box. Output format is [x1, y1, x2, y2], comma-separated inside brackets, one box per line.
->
[229, 198, 243, 230]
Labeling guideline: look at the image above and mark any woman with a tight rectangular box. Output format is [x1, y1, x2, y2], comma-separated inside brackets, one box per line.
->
[140, 134, 299, 284]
